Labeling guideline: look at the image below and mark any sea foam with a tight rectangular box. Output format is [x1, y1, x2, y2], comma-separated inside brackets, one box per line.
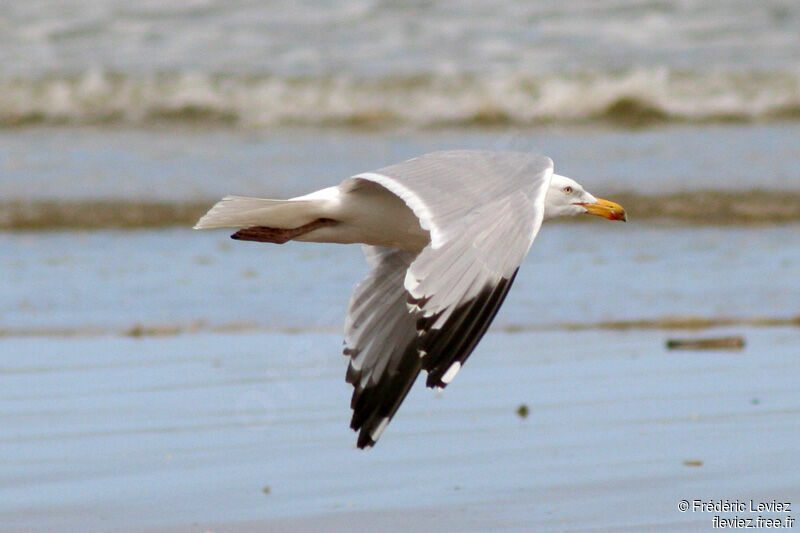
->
[1, 68, 799, 128]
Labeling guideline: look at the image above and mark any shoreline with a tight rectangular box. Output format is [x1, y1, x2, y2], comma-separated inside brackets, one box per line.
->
[3, 191, 800, 230]
[1, 315, 797, 339]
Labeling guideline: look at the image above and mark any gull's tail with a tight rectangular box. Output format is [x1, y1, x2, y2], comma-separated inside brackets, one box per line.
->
[193, 194, 326, 230]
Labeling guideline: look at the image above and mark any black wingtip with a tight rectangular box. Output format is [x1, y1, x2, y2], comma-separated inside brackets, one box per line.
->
[356, 432, 375, 449]
[420, 270, 519, 388]
[426, 375, 448, 388]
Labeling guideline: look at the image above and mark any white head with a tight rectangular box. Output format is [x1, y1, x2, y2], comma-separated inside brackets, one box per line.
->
[543, 174, 627, 222]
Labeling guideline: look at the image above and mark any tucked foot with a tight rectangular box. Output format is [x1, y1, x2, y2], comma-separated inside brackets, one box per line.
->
[231, 218, 337, 244]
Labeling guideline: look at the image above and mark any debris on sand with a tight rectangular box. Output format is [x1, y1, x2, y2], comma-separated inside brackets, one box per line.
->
[666, 336, 745, 351]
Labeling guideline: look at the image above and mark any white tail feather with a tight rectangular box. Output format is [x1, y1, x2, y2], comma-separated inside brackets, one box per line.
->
[193, 195, 324, 230]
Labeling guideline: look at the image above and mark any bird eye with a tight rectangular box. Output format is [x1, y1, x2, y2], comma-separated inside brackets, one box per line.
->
[563, 186, 573, 194]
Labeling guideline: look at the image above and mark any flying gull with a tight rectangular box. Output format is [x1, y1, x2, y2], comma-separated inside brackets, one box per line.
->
[195, 150, 627, 448]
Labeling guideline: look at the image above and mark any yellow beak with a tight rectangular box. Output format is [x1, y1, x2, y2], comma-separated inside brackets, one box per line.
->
[579, 198, 628, 222]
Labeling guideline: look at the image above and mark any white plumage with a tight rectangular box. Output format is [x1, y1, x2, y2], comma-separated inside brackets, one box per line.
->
[195, 150, 627, 448]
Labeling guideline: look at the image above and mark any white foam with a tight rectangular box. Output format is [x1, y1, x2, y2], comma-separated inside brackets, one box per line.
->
[1, 69, 799, 128]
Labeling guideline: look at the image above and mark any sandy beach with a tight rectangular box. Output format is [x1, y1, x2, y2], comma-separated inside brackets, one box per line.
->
[2, 223, 800, 532]
[3, 323, 799, 532]
[2, 1, 800, 530]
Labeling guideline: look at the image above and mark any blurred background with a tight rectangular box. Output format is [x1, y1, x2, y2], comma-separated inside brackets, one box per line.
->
[2, 0, 800, 211]
[1, 1, 799, 532]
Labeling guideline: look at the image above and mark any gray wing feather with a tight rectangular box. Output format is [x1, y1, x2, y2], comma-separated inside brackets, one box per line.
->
[343, 245, 422, 448]
[357, 150, 553, 313]
[343, 151, 554, 446]
[344, 246, 416, 388]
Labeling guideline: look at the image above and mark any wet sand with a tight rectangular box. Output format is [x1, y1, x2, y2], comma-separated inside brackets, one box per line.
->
[2, 223, 799, 532]
[3, 2, 799, 529]
[2, 327, 799, 532]
[5, 189, 800, 230]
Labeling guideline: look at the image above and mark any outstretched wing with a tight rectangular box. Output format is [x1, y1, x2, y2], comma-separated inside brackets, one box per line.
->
[344, 246, 421, 448]
[344, 151, 553, 447]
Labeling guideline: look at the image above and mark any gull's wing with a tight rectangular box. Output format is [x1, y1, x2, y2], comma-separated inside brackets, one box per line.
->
[344, 150, 553, 447]
[344, 246, 421, 448]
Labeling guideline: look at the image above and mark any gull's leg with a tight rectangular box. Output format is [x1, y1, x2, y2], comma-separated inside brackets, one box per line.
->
[231, 218, 337, 244]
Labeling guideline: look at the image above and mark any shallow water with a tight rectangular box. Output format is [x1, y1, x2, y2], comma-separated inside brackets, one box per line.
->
[2, 124, 799, 205]
[2, 326, 799, 532]
[2, 224, 799, 333]
[1, 223, 799, 531]
[3, 2, 799, 530]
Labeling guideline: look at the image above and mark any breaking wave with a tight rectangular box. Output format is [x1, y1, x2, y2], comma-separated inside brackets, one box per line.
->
[2, 68, 800, 128]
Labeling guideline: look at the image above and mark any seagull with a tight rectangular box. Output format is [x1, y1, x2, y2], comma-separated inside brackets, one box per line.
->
[195, 150, 627, 448]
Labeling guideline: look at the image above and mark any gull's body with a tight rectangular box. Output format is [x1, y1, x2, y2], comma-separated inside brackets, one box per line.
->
[195, 150, 626, 448]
